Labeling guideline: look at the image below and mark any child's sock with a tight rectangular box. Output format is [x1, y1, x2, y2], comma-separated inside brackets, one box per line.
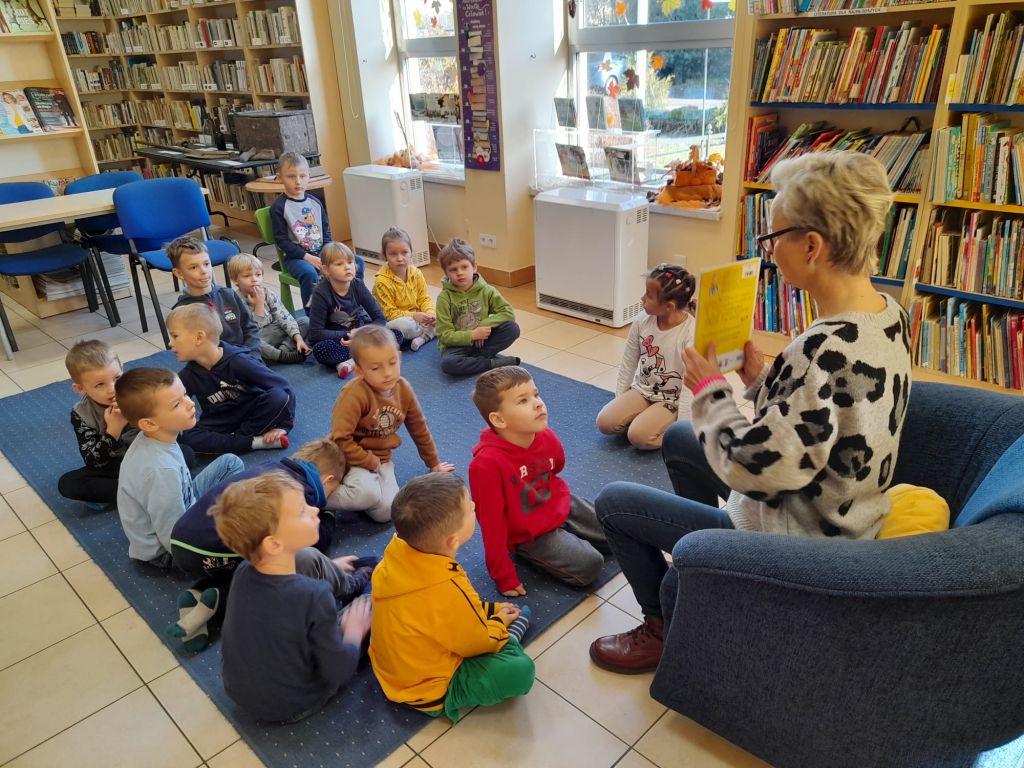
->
[336, 361, 353, 379]
[410, 334, 429, 352]
[167, 588, 220, 652]
[507, 604, 531, 643]
[490, 355, 521, 369]
[252, 433, 289, 450]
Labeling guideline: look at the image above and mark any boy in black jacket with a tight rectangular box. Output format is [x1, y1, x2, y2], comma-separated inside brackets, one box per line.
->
[169, 303, 295, 455]
[170, 235, 261, 357]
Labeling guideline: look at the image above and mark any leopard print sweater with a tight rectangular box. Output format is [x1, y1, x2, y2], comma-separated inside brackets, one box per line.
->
[692, 294, 912, 539]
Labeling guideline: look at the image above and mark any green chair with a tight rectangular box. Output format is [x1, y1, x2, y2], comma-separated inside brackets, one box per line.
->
[254, 206, 301, 314]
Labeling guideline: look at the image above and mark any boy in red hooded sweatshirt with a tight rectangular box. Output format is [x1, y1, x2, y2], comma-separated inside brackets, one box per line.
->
[469, 366, 609, 596]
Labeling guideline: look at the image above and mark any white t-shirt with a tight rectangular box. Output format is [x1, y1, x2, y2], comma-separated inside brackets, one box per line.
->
[616, 313, 695, 416]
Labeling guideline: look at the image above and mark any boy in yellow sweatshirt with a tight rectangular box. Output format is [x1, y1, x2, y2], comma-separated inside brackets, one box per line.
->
[371, 226, 437, 352]
[328, 325, 453, 522]
[369, 472, 534, 722]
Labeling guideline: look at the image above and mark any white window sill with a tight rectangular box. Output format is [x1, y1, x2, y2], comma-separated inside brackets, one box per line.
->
[650, 204, 721, 221]
[421, 167, 465, 187]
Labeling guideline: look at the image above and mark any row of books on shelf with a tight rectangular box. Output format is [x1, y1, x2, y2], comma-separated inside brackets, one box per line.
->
[748, 0, 947, 13]
[251, 56, 307, 94]
[244, 8, 300, 47]
[81, 99, 137, 127]
[919, 208, 1024, 300]
[73, 61, 128, 91]
[115, 18, 242, 52]
[755, 264, 819, 336]
[911, 295, 1024, 391]
[203, 172, 260, 211]
[750, 21, 947, 105]
[0, 88, 79, 137]
[930, 115, 1024, 206]
[57, 0, 234, 17]
[128, 59, 250, 92]
[92, 131, 137, 161]
[141, 125, 172, 144]
[0, 1, 50, 34]
[745, 115, 927, 192]
[62, 30, 107, 55]
[946, 12, 1024, 107]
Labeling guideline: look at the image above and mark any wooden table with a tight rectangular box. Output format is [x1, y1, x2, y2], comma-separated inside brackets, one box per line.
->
[244, 173, 333, 194]
[0, 188, 118, 233]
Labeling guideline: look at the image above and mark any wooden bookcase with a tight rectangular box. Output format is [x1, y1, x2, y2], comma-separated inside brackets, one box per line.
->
[733, 0, 1024, 394]
[53, 0, 310, 225]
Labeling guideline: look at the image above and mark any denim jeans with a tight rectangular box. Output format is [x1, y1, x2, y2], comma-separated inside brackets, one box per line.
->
[596, 420, 733, 618]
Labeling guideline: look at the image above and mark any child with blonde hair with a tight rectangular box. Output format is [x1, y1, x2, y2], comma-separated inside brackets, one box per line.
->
[228, 253, 310, 364]
[308, 242, 402, 377]
[596, 263, 696, 450]
[371, 226, 436, 351]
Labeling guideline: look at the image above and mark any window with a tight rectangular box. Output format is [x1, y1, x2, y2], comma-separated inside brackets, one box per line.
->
[571, 0, 734, 182]
[393, 0, 463, 176]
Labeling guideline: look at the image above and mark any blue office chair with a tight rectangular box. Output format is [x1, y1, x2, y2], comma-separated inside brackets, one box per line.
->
[113, 178, 240, 347]
[0, 182, 115, 352]
[65, 171, 144, 324]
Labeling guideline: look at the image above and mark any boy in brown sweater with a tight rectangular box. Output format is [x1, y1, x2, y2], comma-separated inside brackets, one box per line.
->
[329, 326, 454, 521]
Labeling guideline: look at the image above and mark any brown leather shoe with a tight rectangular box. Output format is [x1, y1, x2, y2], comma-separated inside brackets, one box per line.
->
[589, 616, 665, 674]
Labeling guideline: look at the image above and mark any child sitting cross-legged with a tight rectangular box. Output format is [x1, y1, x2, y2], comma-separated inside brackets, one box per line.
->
[213, 471, 375, 723]
[58, 339, 195, 509]
[371, 226, 436, 351]
[469, 366, 610, 596]
[166, 438, 350, 651]
[115, 367, 244, 569]
[168, 303, 295, 455]
[227, 253, 311, 364]
[308, 241, 403, 378]
[170, 236, 261, 357]
[436, 238, 520, 376]
[329, 325, 453, 522]
[370, 473, 535, 722]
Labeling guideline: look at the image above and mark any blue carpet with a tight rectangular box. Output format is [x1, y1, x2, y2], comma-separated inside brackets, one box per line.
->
[0, 344, 671, 767]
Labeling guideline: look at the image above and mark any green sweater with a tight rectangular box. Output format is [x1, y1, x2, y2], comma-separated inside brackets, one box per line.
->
[435, 274, 516, 351]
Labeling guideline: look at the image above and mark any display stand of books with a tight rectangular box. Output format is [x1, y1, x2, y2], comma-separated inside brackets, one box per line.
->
[531, 127, 660, 193]
[735, 0, 1024, 393]
[52, 0, 310, 225]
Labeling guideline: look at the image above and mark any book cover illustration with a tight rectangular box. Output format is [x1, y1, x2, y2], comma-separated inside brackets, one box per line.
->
[432, 123, 463, 162]
[585, 95, 604, 130]
[0, 89, 42, 135]
[694, 260, 761, 373]
[0, 0, 50, 34]
[555, 142, 591, 180]
[604, 146, 635, 184]
[618, 97, 645, 132]
[409, 92, 460, 124]
[554, 97, 577, 128]
[24, 87, 78, 131]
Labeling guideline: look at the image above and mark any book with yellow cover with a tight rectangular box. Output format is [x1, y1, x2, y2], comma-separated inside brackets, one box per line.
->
[693, 260, 761, 373]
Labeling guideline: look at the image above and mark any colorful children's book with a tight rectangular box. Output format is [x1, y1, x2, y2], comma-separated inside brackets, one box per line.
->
[618, 98, 645, 132]
[24, 87, 78, 131]
[0, 88, 43, 135]
[0, 0, 51, 34]
[555, 142, 590, 179]
[694, 260, 761, 373]
[553, 97, 577, 128]
[604, 146, 634, 183]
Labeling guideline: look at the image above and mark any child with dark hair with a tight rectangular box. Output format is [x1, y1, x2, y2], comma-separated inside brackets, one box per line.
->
[596, 263, 697, 450]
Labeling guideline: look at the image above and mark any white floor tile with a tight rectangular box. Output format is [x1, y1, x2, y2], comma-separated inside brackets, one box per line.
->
[588, 366, 620, 392]
[635, 711, 772, 768]
[150, 666, 240, 760]
[535, 351, 614, 382]
[0, 495, 26, 541]
[0, 341, 70, 374]
[7, 359, 71, 391]
[606, 581, 643, 621]
[64, 559, 129, 621]
[0, 455, 27, 494]
[58, 325, 138, 351]
[523, 319, 604, 350]
[525, 594, 601, 661]
[103, 607, 178, 683]
[505, 337, 560, 365]
[5, 485, 56, 529]
[615, 750, 660, 768]
[377, 744, 416, 768]
[404, 709, 453, 753]
[0, 532, 57, 598]
[0, 575, 94, 671]
[568, 333, 628, 363]
[206, 739, 264, 768]
[31, 519, 89, 570]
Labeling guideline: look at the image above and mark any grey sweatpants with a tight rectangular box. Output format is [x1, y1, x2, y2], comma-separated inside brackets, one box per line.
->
[515, 495, 610, 587]
[294, 547, 368, 601]
[259, 316, 310, 362]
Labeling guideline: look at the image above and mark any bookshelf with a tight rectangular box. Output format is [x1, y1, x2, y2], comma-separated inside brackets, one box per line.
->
[52, 0, 309, 225]
[735, 0, 1024, 392]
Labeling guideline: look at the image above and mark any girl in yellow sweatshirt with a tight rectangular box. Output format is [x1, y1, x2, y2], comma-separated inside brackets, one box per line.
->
[371, 227, 437, 351]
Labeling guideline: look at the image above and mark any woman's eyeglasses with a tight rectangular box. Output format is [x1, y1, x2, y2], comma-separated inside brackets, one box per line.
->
[756, 226, 809, 256]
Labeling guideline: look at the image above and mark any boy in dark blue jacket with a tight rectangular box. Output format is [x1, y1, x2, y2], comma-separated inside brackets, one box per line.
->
[168, 303, 295, 455]
[308, 241, 402, 378]
[169, 235, 262, 357]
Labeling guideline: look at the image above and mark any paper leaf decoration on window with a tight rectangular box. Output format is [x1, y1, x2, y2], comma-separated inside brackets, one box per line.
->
[432, 0, 441, 11]
[599, 58, 612, 72]
[624, 67, 640, 91]
[413, 9, 423, 27]
[606, 113, 615, 127]
[430, 15, 438, 26]
[651, 53, 665, 70]
[700, 0, 713, 9]
[608, 80, 622, 99]
[615, 1, 627, 16]
[661, 0, 681, 13]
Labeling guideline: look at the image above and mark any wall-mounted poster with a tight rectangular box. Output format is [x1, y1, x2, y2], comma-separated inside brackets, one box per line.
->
[455, 0, 500, 171]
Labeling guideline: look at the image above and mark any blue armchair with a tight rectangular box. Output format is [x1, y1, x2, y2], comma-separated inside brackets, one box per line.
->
[651, 381, 1024, 768]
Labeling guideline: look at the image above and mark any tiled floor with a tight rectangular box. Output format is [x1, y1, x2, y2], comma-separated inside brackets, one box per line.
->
[0, 225, 765, 768]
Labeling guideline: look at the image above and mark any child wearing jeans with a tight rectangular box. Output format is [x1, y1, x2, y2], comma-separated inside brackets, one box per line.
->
[371, 226, 436, 351]
[213, 471, 374, 723]
[168, 303, 294, 454]
[370, 473, 534, 722]
[435, 238, 520, 376]
[308, 242, 402, 378]
[596, 263, 696, 450]
[228, 253, 311, 364]
[329, 325, 453, 522]
[269, 151, 364, 307]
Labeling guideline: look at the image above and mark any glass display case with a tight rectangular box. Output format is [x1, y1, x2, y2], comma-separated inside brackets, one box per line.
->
[532, 127, 662, 193]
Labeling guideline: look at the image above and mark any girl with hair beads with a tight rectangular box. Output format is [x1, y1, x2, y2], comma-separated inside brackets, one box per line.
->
[596, 263, 696, 450]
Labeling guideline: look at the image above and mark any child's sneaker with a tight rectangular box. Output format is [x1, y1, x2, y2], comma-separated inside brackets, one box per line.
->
[279, 348, 307, 364]
[337, 361, 353, 379]
[490, 355, 521, 369]
[410, 334, 429, 352]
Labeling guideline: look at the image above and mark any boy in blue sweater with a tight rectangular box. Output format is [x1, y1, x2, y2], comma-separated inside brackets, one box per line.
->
[269, 151, 364, 308]
[114, 367, 243, 569]
[170, 236, 261, 357]
[308, 241, 402, 378]
[168, 303, 295, 455]
[213, 470, 374, 723]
